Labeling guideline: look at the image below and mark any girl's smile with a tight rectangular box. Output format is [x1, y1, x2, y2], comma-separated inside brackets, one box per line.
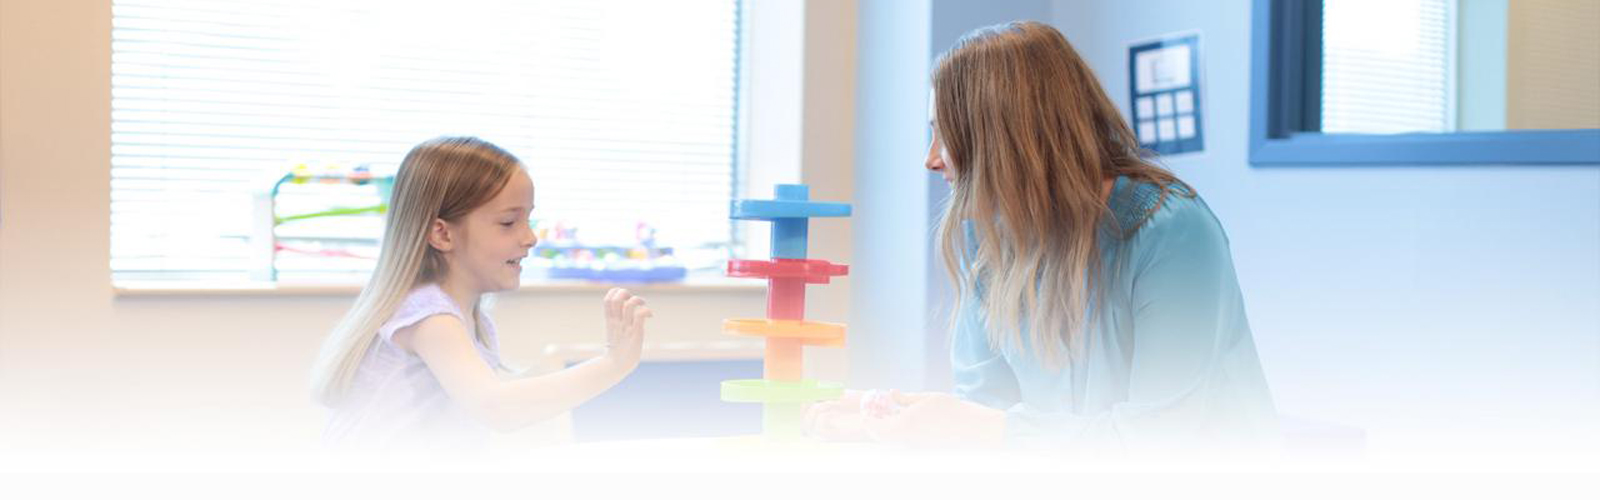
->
[437, 168, 537, 295]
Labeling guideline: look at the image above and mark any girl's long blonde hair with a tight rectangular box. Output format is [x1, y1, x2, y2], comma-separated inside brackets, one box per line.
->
[933, 21, 1191, 367]
[310, 137, 522, 407]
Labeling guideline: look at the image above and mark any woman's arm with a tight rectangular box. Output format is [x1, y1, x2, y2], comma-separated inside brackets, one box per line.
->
[863, 200, 1274, 450]
[997, 199, 1272, 450]
[400, 289, 651, 432]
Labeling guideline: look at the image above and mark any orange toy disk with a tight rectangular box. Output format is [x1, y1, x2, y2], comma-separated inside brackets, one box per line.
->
[722, 318, 845, 347]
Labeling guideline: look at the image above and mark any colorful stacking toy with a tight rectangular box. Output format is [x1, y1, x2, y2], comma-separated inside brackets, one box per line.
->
[721, 184, 851, 439]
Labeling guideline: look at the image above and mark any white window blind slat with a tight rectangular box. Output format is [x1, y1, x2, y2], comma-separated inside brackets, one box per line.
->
[111, 0, 740, 282]
[1322, 0, 1455, 134]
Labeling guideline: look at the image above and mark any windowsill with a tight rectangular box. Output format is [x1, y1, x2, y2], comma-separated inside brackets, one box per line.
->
[112, 275, 766, 297]
[542, 340, 765, 364]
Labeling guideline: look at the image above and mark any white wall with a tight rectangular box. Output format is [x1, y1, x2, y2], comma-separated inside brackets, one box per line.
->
[0, 0, 857, 454]
[849, 0, 936, 391]
[1049, 0, 1600, 457]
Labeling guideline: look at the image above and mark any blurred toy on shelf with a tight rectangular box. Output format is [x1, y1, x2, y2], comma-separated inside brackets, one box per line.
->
[530, 220, 688, 283]
[251, 161, 393, 283]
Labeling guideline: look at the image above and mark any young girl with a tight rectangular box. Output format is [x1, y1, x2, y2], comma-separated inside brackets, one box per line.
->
[310, 136, 653, 449]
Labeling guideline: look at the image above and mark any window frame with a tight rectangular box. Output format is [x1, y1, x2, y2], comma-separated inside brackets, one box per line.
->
[1249, 0, 1600, 166]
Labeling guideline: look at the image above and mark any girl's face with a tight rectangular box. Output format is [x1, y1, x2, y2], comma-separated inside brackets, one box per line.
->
[440, 169, 538, 293]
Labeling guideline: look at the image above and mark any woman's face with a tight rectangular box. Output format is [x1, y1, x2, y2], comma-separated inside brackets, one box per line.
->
[926, 94, 955, 185]
[925, 128, 954, 185]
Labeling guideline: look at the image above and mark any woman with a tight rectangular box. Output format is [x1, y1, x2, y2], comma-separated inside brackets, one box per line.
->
[805, 21, 1277, 452]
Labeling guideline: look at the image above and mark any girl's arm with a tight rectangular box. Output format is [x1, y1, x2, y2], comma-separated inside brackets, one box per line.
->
[399, 289, 651, 432]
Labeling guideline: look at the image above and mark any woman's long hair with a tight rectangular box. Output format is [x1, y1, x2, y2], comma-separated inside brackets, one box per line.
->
[933, 21, 1192, 367]
[310, 137, 522, 407]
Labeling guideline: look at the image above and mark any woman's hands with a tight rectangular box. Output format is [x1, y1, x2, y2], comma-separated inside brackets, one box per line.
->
[601, 288, 652, 374]
[804, 390, 1007, 447]
[861, 392, 1006, 447]
[803, 390, 871, 441]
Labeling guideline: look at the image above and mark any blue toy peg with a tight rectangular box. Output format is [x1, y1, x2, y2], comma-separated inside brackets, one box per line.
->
[729, 184, 852, 260]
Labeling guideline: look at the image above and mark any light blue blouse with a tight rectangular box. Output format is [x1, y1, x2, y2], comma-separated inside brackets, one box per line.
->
[951, 176, 1278, 452]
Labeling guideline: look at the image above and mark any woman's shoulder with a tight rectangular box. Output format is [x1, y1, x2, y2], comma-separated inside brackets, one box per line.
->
[1110, 177, 1228, 251]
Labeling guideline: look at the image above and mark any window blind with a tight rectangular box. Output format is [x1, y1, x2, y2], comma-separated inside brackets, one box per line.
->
[1321, 0, 1455, 134]
[111, 0, 739, 283]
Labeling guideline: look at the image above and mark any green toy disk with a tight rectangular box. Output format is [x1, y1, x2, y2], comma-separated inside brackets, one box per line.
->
[720, 379, 843, 404]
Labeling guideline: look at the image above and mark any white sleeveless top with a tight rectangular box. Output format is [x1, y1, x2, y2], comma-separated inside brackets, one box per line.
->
[322, 283, 503, 451]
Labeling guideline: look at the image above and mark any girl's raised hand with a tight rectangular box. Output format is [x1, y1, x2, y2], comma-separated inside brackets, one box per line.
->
[602, 288, 652, 372]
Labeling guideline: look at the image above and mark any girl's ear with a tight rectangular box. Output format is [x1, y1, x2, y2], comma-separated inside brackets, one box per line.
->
[426, 218, 455, 252]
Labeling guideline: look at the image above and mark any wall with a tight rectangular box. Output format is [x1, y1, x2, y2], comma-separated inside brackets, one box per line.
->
[850, 0, 935, 391]
[1506, 0, 1600, 129]
[1050, 0, 1599, 457]
[1458, 0, 1507, 131]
